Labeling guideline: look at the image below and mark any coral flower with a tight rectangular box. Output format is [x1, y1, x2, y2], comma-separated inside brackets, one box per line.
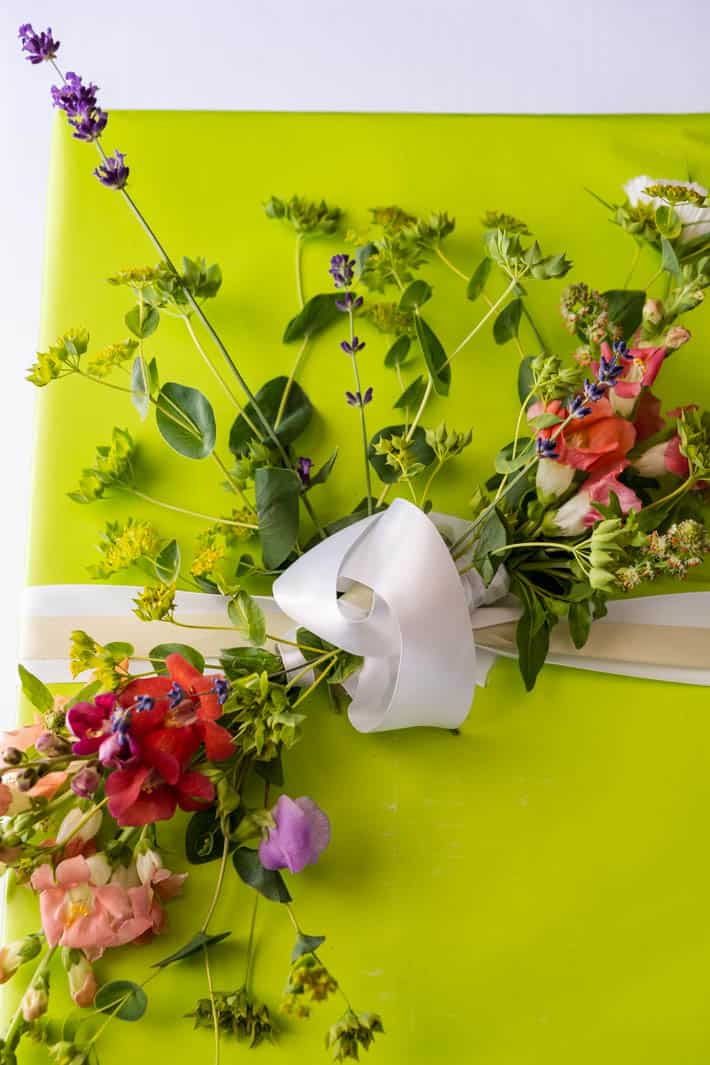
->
[534, 397, 636, 475]
[30, 855, 155, 961]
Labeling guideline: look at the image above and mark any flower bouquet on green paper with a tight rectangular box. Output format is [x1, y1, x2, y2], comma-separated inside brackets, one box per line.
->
[4, 20, 710, 1065]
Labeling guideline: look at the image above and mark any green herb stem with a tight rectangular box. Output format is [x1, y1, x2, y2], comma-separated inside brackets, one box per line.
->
[348, 306, 373, 514]
[444, 278, 518, 368]
[127, 488, 257, 529]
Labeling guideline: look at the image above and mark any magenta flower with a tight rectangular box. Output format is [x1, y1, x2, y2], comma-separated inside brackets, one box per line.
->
[67, 694, 116, 755]
[259, 795, 331, 874]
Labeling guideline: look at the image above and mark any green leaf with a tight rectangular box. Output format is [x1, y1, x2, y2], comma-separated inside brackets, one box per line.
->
[156, 382, 216, 460]
[398, 279, 432, 311]
[254, 753, 284, 787]
[384, 335, 411, 369]
[154, 539, 181, 584]
[130, 355, 150, 420]
[153, 930, 231, 969]
[220, 646, 283, 679]
[393, 375, 427, 411]
[309, 449, 338, 488]
[517, 355, 535, 405]
[414, 315, 450, 396]
[661, 236, 681, 278]
[493, 298, 523, 345]
[125, 305, 159, 340]
[296, 628, 363, 684]
[254, 467, 301, 568]
[466, 257, 492, 301]
[229, 376, 313, 457]
[470, 508, 507, 585]
[528, 412, 563, 430]
[602, 290, 646, 339]
[655, 205, 682, 239]
[65, 679, 101, 710]
[516, 610, 550, 692]
[95, 980, 147, 1022]
[185, 808, 227, 864]
[494, 438, 535, 473]
[18, 664, 54, 713]
[228, 590, 266, 646]
[149, 643, 205, 675]
[368, 425, 436, 484]
[283, 293, 342, 343]
[568, 601, 592, 649]
[291, 932, 326, 963]
[233, 847, 292, 903]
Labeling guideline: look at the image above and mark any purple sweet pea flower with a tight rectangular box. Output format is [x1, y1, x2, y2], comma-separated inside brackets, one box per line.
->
[93, 150, 129, 190]
[296, 456, 313, 487]
[66, 693, 116, 755]
[50, 72, 99, 117]
[18, 23, 60, 64]
[259, 795, 331, 874]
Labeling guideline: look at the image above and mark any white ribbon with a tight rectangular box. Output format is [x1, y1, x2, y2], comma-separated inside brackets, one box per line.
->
[19, 499, 710, 733]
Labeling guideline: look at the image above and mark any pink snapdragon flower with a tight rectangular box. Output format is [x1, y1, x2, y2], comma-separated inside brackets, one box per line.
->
[635, 435, 689, 479]
[550, 463, 642, 536]
[66, 952, 97, 1008]
[30, 855, 155, 960]
[259, 795, 331, 874]
[594, 340, 667, 417]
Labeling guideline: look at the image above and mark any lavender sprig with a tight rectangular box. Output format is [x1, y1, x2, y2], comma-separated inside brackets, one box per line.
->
[18, 23, 59, 64]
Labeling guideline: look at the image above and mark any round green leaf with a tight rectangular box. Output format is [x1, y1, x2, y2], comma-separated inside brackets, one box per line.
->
[149, 643, 205, 675]
[95, 980, 147, 1022]
[156, 382, 216, 460]
[254, 467, 301, 568]
[398, 279, 432, 311]
[384, 335, 411, 369]
[229, 376, 312, 457]
[368, 425, 435, 484]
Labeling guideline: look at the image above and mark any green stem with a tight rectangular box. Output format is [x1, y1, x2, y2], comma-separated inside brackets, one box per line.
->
[2, 945, 57, 1053]
[295, 235, 305, 308]
[203, 946, 220, 1065]
[285, 650, 337, 690]
[275, 336, 309, 429]
[201, 830, 231, 934]
[182, 314, 258, 429]
[624, 242, 642, 289]
[419, 459, 444, 506]
[444, 278, 518, 368]
[291, 656, 338, 707]
[520, 300, 548, 354]
[244, 893, 259, 993]
[348, 306, 373, 513]
[405, 372, 433, 443]
[127, 488, 257, 529]
[435, 246, 468, 281]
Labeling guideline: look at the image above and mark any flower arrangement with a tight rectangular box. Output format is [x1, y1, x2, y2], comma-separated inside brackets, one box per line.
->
[4, 20, 710, 1065]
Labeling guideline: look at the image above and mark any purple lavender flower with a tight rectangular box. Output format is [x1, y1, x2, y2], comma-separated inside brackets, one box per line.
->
[50, 72, 99, 117]
[536, 436, 559, 459]
[18, 23, 59, 64]
[259, 794, 331, 874]
[335, 291, 364, 313]
[213, 678, 230, 705]
[568, 394, 592, 419]
[168, 682, 184, 709]
[93, 150, 129, 190]
[341, 336, 366, 355]
[345, 387, 373, 407]
[613, 339, 632, 361]
[582, 378, 606, 403]
[329, 253, 355, 289]
[69, 108, 108, 142]
[597, 349, 623, 386]
[98, 709, 140, 769]
[71, 765, 101, 798]
[296, 456, 313, 487]
[135, 694, 154, 712]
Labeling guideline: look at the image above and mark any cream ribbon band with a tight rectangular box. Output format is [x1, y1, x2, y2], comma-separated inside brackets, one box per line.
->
[19, 499, 710, 732]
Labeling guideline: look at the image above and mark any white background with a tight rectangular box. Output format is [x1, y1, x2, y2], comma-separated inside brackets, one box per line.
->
[0, 0, 709, 724]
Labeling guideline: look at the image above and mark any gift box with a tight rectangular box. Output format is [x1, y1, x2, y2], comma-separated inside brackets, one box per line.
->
[4, 110, 710, 1064]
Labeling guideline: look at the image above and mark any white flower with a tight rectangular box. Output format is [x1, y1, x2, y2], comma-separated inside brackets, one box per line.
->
[635, 440, 668, 478]
[136, 848, 163, 885]
[536, 458, 575, 499]
[85, 853, 111, 886]
[623, 175, 710, 245]
[550, 489, 592, 537]
[56, 805, 103, 846]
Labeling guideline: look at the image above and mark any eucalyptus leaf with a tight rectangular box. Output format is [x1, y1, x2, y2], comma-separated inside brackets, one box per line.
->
[517, 355, 535, 405]
[153, 930, 231, 968]
[254, 467, 301, 568]
[393, 375, 427, 411]
[125, 305, 159, 340]
[229, 377, 312, 457]
[466, 257, 492, 301]
[292, 932, 326, 963]
[156, 382, 216, 460]
[602, 289, 646, 338]
[149, 643, 205, 675]
[414, 315, 450, 396]
[95, 981, 147, 1022]
[153, 539, 181, 584]
[384, 335, 411, 369]
[185, 808, 227, 864]
[18, 664, 54, 713]
[398, 279, 432, 311]
[232, 847, 292, 903]
[227, 590, 266, 646]
[283, 293, 342, 343]
[130, 355, 150, 420]
[493, 298, 523, 345]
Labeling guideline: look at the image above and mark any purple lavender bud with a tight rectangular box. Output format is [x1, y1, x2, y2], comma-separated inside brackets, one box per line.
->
[93, 150, 129, 190]
[71, 765, 101, 798]
[582, 378, 606, 403]
[135, 694, 154, 712]
[69, 108, 108, 142]
[296, 456, 313, 487]
[18, 23, 60, 64]
[569, 394, 592, 419]
[613, 339, 631, 361]
[345, 389, 373, 408]
[51, 72, 98, 117]
[213, 678, 230, 706]
[362, 386, 374, 405]
[597, 350, 623, 386]
[340, 340, 353, 355]
[335, 291, 364, 313]
[168, 682, 184, 709]
[536, 436, 559, 460]
[329, 254, 356, 289]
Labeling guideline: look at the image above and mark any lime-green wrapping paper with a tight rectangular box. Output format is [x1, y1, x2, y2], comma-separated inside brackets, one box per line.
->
[5, 112, 710, 1063]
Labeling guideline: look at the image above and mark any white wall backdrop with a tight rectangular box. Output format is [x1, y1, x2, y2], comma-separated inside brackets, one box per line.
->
[1, 0, 710, 723]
